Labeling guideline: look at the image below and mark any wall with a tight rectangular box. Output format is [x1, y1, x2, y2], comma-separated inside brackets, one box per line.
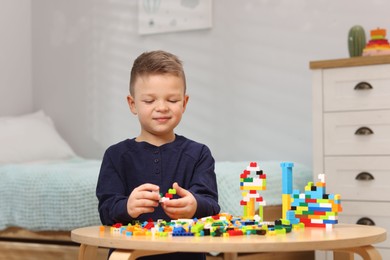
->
[0, 0, 32, 116]
[31, 0, 390, 166]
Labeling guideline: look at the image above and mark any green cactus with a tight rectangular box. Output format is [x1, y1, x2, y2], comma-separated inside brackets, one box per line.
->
[348, 25, 366, 57]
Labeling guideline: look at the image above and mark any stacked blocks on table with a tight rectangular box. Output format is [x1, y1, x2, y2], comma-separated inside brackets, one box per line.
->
[105, 161, 342, 239]
[240, 162, 267, 220]
[281, 162, 294, 220]
[281, 162, 342, 229]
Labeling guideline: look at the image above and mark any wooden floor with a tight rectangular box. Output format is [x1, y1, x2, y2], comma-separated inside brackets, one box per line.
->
[0, 227, 109, 260]
[0, 241, 109, 260]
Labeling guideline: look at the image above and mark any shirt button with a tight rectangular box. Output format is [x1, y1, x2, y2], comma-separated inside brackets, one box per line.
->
[154, 150, 159, 154]
[154, 159, 159, 163]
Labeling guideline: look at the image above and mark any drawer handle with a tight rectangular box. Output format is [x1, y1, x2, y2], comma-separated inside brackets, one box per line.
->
[354, 82, 373, 90]
[355, 172, 374, 181]
[354, 127, 374, 135]
[356, 217, 375, 226]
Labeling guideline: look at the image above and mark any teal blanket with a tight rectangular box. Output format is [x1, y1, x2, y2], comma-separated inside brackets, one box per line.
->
[0, 158, 102, 231]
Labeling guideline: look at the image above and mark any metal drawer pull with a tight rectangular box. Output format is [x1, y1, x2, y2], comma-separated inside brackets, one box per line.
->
[356, 217, 375, 226]
[354, 127, 374, 135]
[355, 172, 374, 181]
[354, 82, 373, 90]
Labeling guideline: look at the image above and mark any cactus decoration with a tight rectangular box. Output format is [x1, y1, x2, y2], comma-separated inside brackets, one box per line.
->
[348, 25, 366, 57]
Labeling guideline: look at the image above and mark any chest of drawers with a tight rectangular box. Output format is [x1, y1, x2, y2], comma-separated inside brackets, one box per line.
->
[311, 55, 390, 259]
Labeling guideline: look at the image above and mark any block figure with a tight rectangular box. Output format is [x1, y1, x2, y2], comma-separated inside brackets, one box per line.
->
[240, 162, 266, 220]
[281, 162, 342, 229]
[110, 162, 343, 238]
[281, 162, 294, 220]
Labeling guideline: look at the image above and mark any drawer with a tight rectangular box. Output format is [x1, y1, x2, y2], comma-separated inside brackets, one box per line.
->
[324, 156, 390, 201]
[323, 64, 390, 112]
[338, 201, 390, 249]
[324, 110, 390, 155]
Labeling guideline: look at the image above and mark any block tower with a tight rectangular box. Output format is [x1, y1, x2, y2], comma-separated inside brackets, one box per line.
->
[281, 162, 294, 220]
[363, 27, 390, 56]
[240, 162, 266, 220]
[280, 162, 343, 228]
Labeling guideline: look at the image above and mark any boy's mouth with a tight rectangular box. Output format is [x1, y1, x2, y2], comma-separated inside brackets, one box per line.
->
[154, 117, 171, 122]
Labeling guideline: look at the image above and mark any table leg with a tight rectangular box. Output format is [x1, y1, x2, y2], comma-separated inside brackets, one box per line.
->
[334, 245, 382, 260]
[334, 252, 353, 260]
[110, 249, 173, 260]
[223, 252, 238, 260]
[78, 244, 98, 260]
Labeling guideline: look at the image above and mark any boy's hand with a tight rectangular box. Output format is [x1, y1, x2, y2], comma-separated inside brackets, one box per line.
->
[127, 183, 160, 218]
[161, 182, 197, 219]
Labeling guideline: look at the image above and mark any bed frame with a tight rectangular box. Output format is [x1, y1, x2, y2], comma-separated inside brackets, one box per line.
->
[0, 227, 108, 260]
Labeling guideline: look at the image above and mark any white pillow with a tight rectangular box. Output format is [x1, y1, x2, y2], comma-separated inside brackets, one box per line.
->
[0, 110, 76, 163]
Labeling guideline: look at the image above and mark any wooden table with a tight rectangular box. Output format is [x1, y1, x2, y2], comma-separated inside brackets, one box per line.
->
[71, 224, 386, 260]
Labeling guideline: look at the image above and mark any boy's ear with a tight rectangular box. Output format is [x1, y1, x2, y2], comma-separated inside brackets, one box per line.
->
[183, 95, 189, 112]
[127, 95, 137, 115]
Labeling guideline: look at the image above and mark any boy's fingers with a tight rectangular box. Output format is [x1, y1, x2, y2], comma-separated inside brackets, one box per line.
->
[137, 183, 160, 192]
[131, 184, 160, 202]
[141, 191, 161, 201]
[137, 198, 159, 207]
[172, 182, 188, 197]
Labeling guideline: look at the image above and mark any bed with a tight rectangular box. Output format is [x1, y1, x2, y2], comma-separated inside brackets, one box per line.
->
[0, 111, 108, 259]
[0, 111, 314, 260]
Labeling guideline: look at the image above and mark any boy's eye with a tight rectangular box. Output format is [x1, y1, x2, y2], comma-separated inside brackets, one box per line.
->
[168, 100, 179, 103]
[143, 100, 154, 104]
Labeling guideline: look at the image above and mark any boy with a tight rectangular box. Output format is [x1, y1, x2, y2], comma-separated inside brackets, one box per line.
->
[96, 50, 220, 260]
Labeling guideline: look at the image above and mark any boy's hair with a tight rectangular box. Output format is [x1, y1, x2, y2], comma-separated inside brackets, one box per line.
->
[129, 50, 186, 96]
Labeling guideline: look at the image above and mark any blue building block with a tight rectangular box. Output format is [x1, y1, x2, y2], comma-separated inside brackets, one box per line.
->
[281, 162, 294, 194]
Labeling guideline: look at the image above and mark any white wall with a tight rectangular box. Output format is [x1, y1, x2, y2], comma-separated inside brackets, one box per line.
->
[30, 0, 390, 166]
[0, 0, 32, 116]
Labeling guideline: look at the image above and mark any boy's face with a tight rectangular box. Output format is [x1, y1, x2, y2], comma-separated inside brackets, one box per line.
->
[127, 74, 189, 143]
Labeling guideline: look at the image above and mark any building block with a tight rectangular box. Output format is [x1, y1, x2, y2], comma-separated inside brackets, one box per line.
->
[282, 168, 342, 228]
[240, 162, 267, 220]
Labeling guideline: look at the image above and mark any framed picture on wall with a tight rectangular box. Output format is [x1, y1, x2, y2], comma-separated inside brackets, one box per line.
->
[138, 0, 212, 35]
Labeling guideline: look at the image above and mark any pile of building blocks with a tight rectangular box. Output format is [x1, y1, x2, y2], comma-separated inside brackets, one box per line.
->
[105, 213, 289, 237]
[105, 161, 342, 237]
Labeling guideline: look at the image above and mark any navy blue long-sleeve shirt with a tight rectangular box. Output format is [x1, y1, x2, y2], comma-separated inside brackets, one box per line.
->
[96, 134, 220, 225]
[96, 135, 220, 260]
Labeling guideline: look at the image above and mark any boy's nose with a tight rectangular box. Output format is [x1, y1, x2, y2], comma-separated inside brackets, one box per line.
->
[156, 101, 168, 111]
